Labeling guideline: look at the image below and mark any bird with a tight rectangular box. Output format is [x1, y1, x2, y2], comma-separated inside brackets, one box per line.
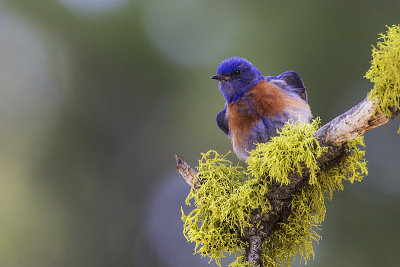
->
[211, 57, 312, 161]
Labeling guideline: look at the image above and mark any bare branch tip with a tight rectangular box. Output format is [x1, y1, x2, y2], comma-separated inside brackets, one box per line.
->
[174, 153, 200, 189]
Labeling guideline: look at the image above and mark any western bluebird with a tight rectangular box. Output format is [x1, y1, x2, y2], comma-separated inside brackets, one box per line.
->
[211, 57, 312, 161]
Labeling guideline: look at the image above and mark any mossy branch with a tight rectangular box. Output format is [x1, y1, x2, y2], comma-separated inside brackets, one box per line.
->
[315, 97, 398, 146]
[175, 25, 400, 267]
[174, 115, 368, 266]
[175, 98, 397, 267]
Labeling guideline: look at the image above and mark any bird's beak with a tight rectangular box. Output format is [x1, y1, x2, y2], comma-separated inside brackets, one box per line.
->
[211, 74, 223, 81]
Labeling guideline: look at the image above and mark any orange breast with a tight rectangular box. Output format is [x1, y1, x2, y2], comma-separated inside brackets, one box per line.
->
[226, 81, 311, 158]
[250, 82, 287, 116]
[227, 100, 259, 150]
[250, 81, 310, 118]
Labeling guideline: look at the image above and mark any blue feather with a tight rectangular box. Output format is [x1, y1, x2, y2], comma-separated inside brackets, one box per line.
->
[216, 108, 229, 135]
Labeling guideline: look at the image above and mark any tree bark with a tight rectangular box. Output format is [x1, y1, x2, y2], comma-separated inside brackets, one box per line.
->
[246, 234, 263, 267]
[174, 154, 200, 189]
[314, 97, 393, 146]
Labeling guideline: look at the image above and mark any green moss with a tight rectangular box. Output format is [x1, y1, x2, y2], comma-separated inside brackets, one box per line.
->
[261, 136, 367, 267]
[247, 118, 326, 185]
[181, 151, 268, 266]
[230, 256, 255, 267]
[365, 25, 400, 122]
[182, 119, 367, 267]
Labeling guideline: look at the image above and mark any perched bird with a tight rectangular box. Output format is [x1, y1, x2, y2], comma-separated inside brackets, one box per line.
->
[211, 57, 312, 160]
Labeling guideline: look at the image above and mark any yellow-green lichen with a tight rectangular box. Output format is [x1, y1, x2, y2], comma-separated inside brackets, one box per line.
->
[230, 256, 255, 267]
[365, 25, 400, 124]
[181, 151, 268, 266]
[182, 119, 367, 267]
[247, 118, 326, 185]
[261, 136, 367, 267]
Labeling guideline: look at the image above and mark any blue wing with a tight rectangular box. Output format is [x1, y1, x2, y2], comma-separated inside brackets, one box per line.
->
[216, 108, 229, 135]
[266, 71, 308, 103]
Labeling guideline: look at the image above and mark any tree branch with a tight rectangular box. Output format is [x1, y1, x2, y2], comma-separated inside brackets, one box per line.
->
[174, 154, 200, 189]
[315, 97, 394, 146]
[175, 95, 399, 267]
[246, 234, 263, 266]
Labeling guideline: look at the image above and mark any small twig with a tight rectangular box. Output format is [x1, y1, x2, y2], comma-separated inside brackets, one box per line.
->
[174, 154, 200, 188]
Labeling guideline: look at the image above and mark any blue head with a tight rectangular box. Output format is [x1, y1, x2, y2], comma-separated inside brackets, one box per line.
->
[211, 57, 264, 103]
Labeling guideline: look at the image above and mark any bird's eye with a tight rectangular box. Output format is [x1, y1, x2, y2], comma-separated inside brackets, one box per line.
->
[233, 70, 241, 76]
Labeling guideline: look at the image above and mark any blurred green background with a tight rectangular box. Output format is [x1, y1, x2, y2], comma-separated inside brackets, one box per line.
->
[0, 0, 399, 266]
